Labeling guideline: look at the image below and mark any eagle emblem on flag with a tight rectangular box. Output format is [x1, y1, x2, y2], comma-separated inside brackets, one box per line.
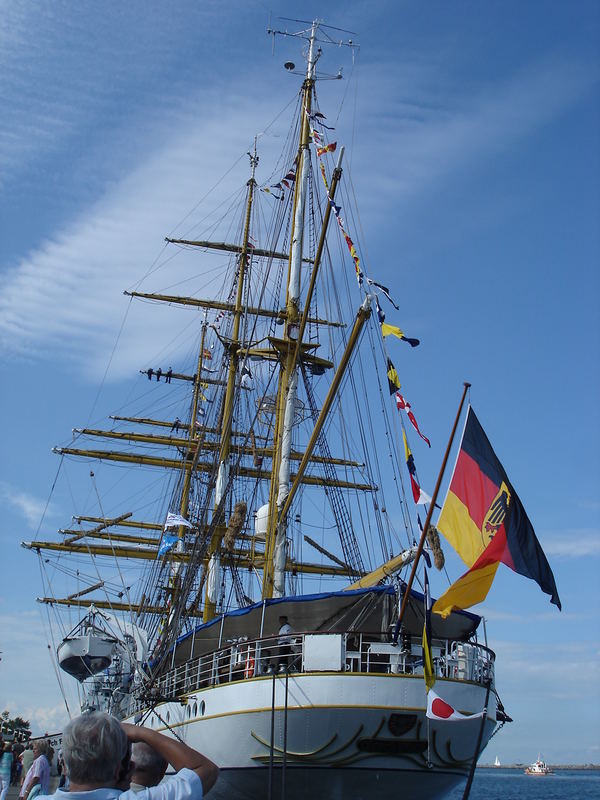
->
[482, 481, 511, 543]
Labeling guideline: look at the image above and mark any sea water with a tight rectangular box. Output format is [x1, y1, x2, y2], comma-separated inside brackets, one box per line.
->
[446, 768, 600, 800]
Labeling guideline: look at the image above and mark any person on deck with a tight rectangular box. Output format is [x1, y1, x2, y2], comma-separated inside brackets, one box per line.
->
[165, 368, 173, 384]
[35, 712, 218, 800]
[156, 368, 162, 382]
[277, 615, 294, 671]
[147, 369, 154, 381]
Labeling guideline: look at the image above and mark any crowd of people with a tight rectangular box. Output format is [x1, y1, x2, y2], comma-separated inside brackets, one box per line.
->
[0, 740, 49, 800]
[0, 714, 218, 799]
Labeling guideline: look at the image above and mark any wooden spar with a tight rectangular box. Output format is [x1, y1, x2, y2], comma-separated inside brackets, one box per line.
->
[38, 596, 197, 616]
[73, 428, 362, 468]
[163, 238, 305, 262]
[124, 291, 343, 329]
[62, 512, 132, 545]
[303, 535, 351, 571]
[138, 370, 225, 386]
[66, 581, 104, 601]
[395, 381, 471, 629]
[109, 416, 271, 441]
[344, 547, 418, 591]
[24, 539, 355, 577]
[52, 448, 374, 491]
[74, 515, 162, 530]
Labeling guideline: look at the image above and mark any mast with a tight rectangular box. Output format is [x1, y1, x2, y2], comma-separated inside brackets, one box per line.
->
[203, 144, 259, 621]
[262, 21, 320, 599]
[169, 316, 210, 592]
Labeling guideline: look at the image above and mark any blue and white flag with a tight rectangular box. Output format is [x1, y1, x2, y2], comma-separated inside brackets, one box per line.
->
[164, 512, 194, 530]
[158, 534, 178, 557]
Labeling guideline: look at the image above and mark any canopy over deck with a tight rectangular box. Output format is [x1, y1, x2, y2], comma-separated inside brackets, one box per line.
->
[162, 586, 481, 669]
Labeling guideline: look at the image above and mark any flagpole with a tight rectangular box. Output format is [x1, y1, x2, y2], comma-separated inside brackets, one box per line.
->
[395, 382, 470, 631]
[461, 679, 492, 800]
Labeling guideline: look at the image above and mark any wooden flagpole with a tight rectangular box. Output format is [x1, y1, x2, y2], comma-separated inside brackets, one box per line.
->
[395, 381, 470, 629]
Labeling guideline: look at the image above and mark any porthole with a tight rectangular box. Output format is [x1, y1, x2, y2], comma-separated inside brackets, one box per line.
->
[166, 710, 170, 723]
[186, 705, 191, 718]
[200, 700, 205, 716]
[193, 702, 198, 716]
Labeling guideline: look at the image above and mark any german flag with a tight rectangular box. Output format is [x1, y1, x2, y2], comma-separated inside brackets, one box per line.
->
[433, 407, 560, 617]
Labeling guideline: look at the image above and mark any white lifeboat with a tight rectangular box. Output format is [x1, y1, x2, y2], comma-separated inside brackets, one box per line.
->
[58, 632, 118, 682]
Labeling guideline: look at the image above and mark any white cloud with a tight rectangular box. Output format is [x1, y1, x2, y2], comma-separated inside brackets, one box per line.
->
[2, 51, 593, 384]
[0, 610, 79, 734]
[494, 639, 600, 695]
[358, 54, 596, 213]
[541, 529, 600, 558]
[0, 481, 52, 527]
[0, 89, 277, 379]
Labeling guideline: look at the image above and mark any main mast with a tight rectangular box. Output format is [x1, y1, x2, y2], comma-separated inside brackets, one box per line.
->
[262, 22, 319, 599]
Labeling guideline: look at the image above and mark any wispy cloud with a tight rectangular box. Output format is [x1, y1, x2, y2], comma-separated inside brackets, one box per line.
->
[357, 52, 598, 215]
[493, 639, 600, 705]
[0, 90, 278, 379]
[2, 43, 595, 383]
[541, 528, 600, 558]
[0, 481, 52, 527]
[0, 610, 78, 734]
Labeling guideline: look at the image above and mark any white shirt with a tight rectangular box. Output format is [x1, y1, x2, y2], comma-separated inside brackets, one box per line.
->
[37, 768, 203, 800]
[278, 622, 293, 645]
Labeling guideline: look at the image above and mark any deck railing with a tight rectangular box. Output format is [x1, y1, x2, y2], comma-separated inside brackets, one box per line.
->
[126, 631, 494, 714]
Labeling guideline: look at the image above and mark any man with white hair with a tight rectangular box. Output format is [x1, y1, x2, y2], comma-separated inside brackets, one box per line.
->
[37, 711, 218, 800]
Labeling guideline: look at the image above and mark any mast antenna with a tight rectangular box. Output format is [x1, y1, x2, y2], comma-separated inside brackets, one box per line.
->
[267, 17, 359, 75]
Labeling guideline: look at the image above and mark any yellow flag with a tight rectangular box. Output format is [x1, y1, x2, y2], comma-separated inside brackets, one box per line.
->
[381, 323, 405, 339]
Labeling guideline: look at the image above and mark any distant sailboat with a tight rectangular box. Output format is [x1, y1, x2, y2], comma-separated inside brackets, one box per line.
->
[494, 756, 501, 767]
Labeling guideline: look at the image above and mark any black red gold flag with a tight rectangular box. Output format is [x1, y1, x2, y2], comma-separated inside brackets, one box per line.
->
[433, 407, 561, 617]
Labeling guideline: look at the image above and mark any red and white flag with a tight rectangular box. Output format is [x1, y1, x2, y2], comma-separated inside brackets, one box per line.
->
[426, 690, 486, 722]
[395, 392, 431, 447]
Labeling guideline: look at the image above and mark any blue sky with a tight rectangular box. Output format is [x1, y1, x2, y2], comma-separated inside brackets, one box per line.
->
[1, 0, 599, 764]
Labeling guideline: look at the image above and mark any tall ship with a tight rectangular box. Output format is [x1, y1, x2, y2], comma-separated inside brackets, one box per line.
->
[24, 20, 520, 800]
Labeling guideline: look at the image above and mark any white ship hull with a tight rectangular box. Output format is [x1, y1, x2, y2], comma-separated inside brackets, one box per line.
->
[128, 671, 496, 800]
